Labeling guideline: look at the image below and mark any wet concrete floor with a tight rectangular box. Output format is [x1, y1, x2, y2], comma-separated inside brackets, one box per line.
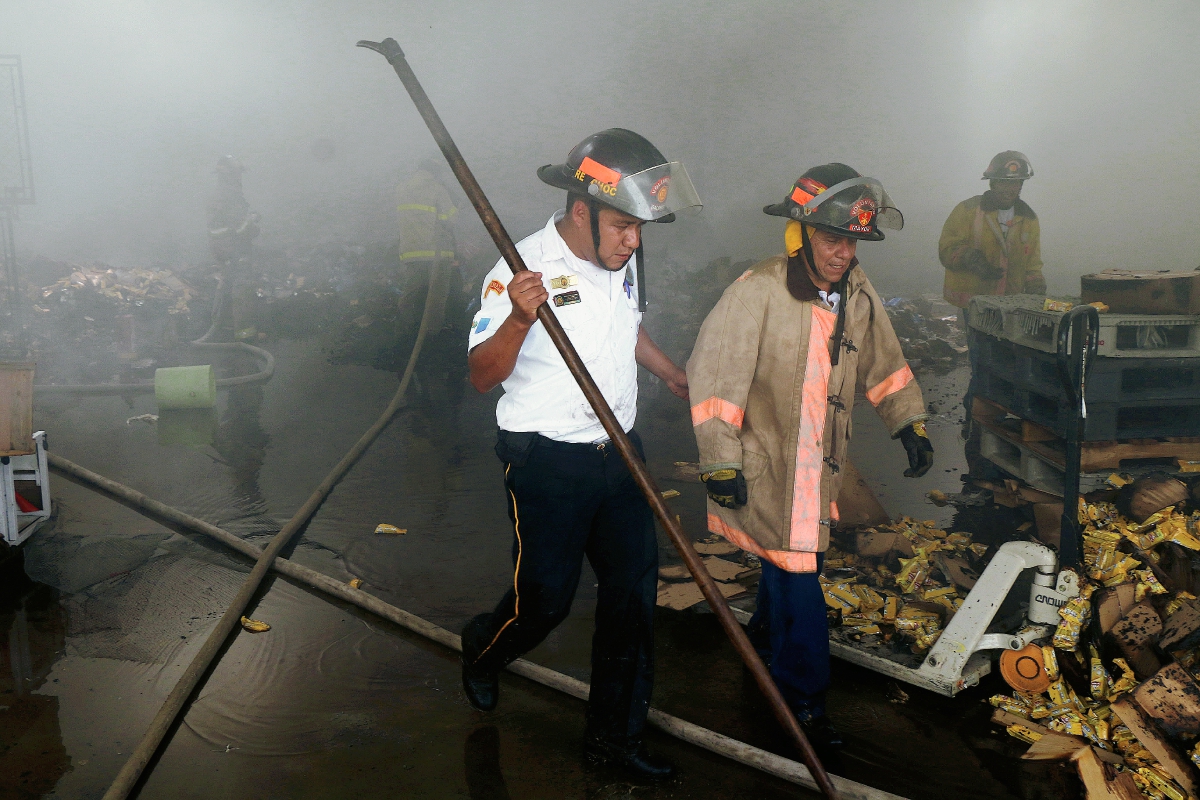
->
[1, 319, 1074, 799]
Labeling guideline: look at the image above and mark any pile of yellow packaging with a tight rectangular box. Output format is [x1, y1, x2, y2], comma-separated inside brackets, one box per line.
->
[988, 499, 1200, 800]
[822, 517, 984, 652]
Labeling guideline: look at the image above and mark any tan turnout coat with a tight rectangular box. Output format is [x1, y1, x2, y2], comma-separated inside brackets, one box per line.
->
[686, 255, 927, 573]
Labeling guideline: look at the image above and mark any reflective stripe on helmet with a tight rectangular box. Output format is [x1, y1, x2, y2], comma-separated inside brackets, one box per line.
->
[578, 156, 621, 186]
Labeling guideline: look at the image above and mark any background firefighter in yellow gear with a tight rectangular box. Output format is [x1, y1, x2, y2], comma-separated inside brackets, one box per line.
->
[397, 159, 458, 267]
[394, 159, 460, 354]
[939, 150, 1045, 309]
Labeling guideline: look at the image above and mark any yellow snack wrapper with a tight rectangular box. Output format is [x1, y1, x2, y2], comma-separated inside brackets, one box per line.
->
[823, 588, 857, 613]
[826, 584, 863, 610]
[1136, 767, 1187, 800]
[1029, 703, 1052, 720]
[1041, 645, 1060, 679]
[882, 595, 899, 621]
[1052, 595, 1091, 650]
[1089, 646, 1110, 700]
[1048, 678, 1073, 707]
[896, 556, 930, 594]
[1108, 657, 1138, 697]
[1006, 724, 1042, 744]
[1133, 569, 1169, 595]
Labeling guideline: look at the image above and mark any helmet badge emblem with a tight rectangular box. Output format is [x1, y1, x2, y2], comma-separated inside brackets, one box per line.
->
[850, 197, 876, 230]
[651, 176, 670, 203]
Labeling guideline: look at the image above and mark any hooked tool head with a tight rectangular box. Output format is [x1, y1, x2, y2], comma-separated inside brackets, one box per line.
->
[356, 38, 405, 63]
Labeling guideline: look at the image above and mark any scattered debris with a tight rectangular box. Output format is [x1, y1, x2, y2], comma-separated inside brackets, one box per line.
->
[660, 489, 681, 499]
[348, 578, 364, 589]
[666, 461, 701, 483]
[239, 616, 271, 633]
[125, 414, 158, 425]
[692, 534, 740, 556]
[821, 517, 984, 651]
[658, 564, 691, 582]
[882, 295, 968, 371]
[374, 524, 407, 535]
[985, 498, 1200, 799]
[655, 577, 745, 611]
[701, 555, 749, 583]
[656, 542, 757, 610]
[39, 263, 196, 315]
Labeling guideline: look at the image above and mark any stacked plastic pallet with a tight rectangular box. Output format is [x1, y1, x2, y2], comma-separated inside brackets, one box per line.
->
[967, 295, 1200, 496]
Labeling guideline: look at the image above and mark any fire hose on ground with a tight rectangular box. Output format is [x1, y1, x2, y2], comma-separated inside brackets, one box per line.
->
[49, 451, 905, 800]
[356, 35, 837, 797]
[32, 341, 275, 395]
[93, 241, 448, 799]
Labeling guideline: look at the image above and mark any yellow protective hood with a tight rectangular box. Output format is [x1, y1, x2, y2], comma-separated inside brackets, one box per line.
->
[785, 220, 814, 258]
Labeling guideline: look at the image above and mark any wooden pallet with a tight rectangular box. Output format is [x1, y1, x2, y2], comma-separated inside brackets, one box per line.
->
[973, 397, 1200, 472]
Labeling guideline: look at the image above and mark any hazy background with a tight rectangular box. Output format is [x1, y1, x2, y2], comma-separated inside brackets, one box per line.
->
[3, 0, 1199, 296]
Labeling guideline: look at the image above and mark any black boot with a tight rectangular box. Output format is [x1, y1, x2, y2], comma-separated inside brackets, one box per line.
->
[799, 714, 844, 750]
[583, 736, 677, 781]
[460, 620, 499, 712]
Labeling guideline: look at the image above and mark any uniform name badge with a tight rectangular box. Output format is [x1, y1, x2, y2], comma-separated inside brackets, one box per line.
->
[549, 275, 578, 290]
[552, 290, 582, 307]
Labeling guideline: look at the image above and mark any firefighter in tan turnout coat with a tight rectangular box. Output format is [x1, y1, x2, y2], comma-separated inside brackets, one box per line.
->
[687, 163, 934, 751]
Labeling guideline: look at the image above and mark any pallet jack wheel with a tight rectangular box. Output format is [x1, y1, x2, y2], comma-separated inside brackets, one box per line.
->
[999, 644, 1051, 693]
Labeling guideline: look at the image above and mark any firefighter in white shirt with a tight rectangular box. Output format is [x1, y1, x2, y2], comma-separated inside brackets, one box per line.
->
[460, 129, 699, 780]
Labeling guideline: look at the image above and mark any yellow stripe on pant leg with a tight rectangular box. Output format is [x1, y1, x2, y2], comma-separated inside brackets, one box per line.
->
[476, 463, 522, 662]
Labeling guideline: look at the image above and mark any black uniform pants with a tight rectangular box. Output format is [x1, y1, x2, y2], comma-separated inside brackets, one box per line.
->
[462, 430, 658, 749]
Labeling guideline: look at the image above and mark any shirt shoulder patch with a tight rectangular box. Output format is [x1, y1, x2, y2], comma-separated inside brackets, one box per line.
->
[474, 317, 491, 334]
[484, 279, 506, 299]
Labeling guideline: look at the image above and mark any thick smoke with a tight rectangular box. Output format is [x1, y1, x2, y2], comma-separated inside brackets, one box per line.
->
[4, 0, 1200, 295]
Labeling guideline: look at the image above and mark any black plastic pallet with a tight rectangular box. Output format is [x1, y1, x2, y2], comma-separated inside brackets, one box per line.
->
[970, 331, 1200, 403]
[969, 330, 1200, 440]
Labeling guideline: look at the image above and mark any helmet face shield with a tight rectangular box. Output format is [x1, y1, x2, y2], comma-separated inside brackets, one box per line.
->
[789, 177, 903, 240]
[584, 160, 702, 222]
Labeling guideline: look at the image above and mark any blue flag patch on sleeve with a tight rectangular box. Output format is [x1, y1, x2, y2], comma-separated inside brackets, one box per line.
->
[474, 317, 491, 334]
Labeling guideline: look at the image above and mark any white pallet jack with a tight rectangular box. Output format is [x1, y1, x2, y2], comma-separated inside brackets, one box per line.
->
[823, 306, 1101, 697]
[1, 430, 52, 547]
[829, 540, 1078, 695]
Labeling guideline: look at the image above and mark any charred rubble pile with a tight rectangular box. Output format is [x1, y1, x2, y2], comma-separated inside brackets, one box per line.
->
[984, 476, 1200, 800]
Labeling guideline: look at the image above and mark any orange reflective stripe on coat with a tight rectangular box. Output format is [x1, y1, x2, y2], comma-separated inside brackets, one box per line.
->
[708, 513, 818, 574]
[788, 306, 836, 555]
[690, 396, 745, 428]
[865, 364, 915, 407]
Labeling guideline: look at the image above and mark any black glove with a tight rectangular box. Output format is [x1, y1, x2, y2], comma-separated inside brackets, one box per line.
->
[898, 422, 934, 478]
[702, 468, 747, 509]
[960, 249, 1005, 281]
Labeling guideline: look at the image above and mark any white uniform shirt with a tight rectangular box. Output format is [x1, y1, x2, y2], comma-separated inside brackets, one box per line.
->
[468, 212, 642, 443]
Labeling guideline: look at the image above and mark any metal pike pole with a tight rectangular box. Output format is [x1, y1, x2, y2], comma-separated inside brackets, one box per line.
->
[358, 37, 838, 799]
[1055, 305, 1099, 570]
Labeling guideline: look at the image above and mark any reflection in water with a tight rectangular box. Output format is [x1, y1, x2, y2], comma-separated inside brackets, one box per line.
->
[213, 383, 270, 507]
[464, 725, 511, 800]
[0, 574, 71, 798]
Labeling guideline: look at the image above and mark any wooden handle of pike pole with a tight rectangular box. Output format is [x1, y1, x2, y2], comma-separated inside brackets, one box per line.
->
[357, 37, 838, 799]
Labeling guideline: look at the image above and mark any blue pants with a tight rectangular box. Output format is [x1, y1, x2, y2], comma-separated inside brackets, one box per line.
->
[746, 554, 830, 720]
[462, 431, 658, 748]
